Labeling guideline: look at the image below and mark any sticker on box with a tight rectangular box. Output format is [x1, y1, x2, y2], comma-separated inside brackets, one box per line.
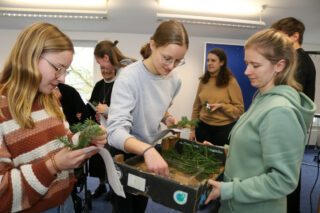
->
[127, 173, 146, 192]
[173, 190, 188, 205]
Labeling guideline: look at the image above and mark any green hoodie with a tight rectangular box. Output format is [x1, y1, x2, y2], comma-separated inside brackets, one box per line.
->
[219, 85, 316, 213]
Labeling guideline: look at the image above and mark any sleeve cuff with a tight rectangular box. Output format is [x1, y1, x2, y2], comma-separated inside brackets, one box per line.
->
[220, 181, 234, 200]
[32, 159, 56, 187]
[103, 107, 109, 115]
[108, 127, 133, 151]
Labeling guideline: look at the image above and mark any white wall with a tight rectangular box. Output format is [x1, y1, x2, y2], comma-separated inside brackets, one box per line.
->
[1, 28, 320, 122]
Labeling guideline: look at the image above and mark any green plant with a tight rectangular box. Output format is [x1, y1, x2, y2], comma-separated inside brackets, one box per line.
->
[162, 143, 222, 181]
[58, 119, 103, 150]
[169, 116, 199, 129]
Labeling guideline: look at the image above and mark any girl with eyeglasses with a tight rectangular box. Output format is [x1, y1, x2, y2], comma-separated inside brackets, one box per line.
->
[87, 39, 135, 199]
[0, 22, 107, 213]
[107, 20, 189, 213]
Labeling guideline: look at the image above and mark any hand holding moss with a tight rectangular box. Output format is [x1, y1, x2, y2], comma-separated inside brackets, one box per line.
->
[59, 119, 107, 150]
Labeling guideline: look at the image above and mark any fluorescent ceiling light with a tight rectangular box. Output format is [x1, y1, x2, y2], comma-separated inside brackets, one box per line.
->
[157, 13, 266, 29]
[0, 0, 107, 19]
[158, 0, 261, 17]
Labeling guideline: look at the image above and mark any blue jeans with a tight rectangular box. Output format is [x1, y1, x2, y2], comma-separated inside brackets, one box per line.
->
[41, 195, 75, 213]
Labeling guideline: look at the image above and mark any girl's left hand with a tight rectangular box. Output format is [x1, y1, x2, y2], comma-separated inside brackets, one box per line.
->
[165, 115, 176, 127]
[96, 103, 108, 114]
[205, 179, 221, 204]
[90, 126, 107, 148]
[208, 103, 222, 112]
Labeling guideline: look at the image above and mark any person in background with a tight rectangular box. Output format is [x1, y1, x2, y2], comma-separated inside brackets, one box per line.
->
[271, 17, 316, 101]
[55, 83, 89, 127]
[88, 40, 135, 199]
[204, 29, 315, 213]
[189, 48, 244, 146]
[271, 17, 317, 213]
[107, 20, 189, 213]
[0, 22, 106, 213]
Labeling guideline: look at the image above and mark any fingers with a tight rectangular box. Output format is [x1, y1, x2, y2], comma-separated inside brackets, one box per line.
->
[205, 179, 221, 204]
[95, 104, 108, 114]
[55, 147, 99, 170]
[90, 126, 107, 147]
[203, 141, 214, 146]
[144, 149, 169, 177]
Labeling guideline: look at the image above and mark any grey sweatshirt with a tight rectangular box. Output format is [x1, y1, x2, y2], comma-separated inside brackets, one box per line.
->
[107, 60, 181, 151]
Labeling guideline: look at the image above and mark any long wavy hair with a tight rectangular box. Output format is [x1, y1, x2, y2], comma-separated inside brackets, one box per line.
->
[201, 48, 233, 87]
[245, 28, 301, 91]
[0, 22, 74, 128]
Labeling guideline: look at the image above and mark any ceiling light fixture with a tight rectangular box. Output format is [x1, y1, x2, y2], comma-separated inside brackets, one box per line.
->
[0, 11, 106, 19]
[0, 0, 107, 19]
[157, 13, 266, 29]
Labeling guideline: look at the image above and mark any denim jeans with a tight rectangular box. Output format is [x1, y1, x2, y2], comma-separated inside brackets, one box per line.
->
[41, 195, 75, 213]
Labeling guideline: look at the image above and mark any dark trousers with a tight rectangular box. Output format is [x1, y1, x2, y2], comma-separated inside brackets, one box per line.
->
[107, 146, 148, 213]
[287, 172, 301, 213]
[110, 190, 148, 213]
[195, 121, 236, 146]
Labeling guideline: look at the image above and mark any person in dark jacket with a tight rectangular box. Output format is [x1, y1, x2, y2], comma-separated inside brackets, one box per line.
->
[57, 83, 88, 127]
[272, 17, 317, 213]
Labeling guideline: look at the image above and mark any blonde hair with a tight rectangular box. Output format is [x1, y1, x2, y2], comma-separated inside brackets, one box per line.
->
[0, 22, 74, 128]
[245, 28, 301, 91]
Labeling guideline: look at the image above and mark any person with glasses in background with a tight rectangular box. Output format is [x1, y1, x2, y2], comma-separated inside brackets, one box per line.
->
[87, 40, 135, 199]
[189, 48, 244, 146]
[0, 22, 107, 213]
[107, 20, 189, 213]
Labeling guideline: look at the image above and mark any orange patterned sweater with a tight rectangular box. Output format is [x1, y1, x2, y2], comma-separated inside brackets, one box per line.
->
[0, 96, 75, 213]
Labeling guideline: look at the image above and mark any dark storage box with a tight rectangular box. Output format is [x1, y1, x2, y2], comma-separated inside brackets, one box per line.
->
[114, 137, 225, 213]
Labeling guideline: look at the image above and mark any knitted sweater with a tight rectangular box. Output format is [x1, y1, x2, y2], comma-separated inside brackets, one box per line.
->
[191, 76, 244, 126]
[0, 96, 75, 213]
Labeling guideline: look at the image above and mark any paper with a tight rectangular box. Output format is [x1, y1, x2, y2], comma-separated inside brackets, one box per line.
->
[87, 101, 96, 111]
[151, 128, 182, 145]
[99, 114, 107, 126]
[98, 148, 126, 198]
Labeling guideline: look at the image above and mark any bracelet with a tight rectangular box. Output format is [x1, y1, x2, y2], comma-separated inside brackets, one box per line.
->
[142, 146, 154, 156]
[50, 154, 61, 173]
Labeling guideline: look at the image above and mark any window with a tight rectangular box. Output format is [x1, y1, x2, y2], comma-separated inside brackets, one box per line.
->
[65, 40, 96, 101]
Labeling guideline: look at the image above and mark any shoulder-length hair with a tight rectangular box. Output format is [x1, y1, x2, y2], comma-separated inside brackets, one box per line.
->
[201, 48, 233, 87]
[245, 28, 301, 91]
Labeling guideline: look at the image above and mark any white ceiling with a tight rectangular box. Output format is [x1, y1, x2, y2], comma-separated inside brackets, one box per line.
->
[0, 0, 319, 45]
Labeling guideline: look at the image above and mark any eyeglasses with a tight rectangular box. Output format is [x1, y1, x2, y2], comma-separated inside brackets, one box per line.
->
[41, 56, 71, 78]
[160, 54, 185, 67]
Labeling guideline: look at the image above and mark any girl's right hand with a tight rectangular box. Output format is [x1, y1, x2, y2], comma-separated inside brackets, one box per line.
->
[143, 147, 169, 177]
[203, 140, 214, 146]
[51, 146, 99, 173]
[189, 130, 196, 141]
